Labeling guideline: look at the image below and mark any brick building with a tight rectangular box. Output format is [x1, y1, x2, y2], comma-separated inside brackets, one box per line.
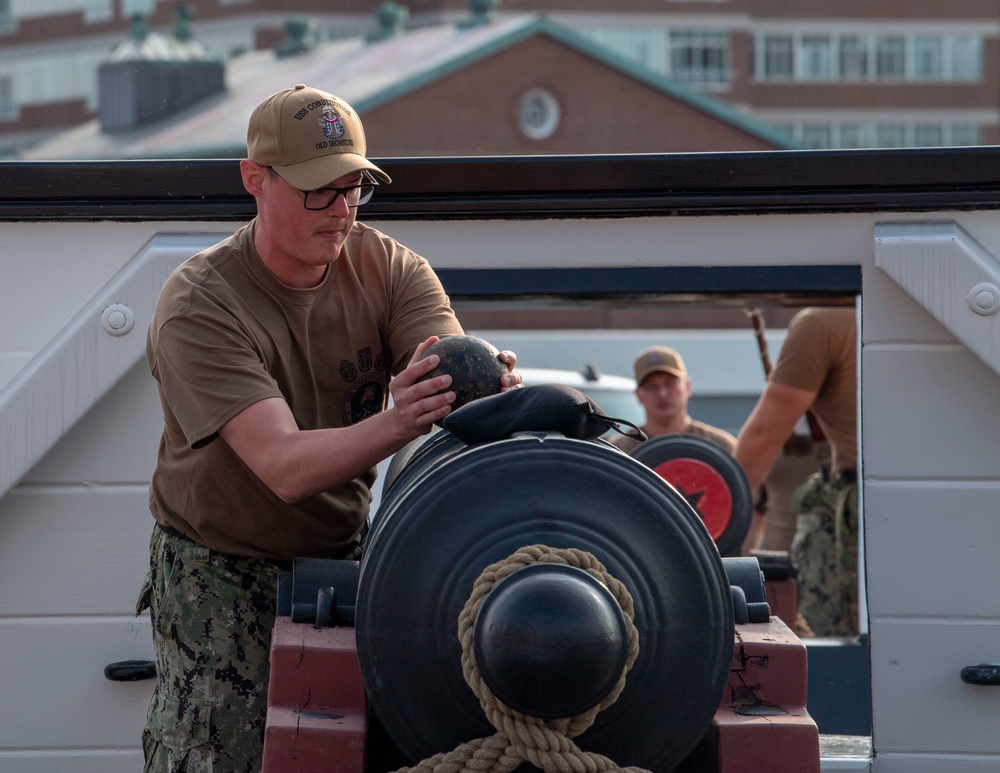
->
[2, 0, 997, 155]
[20, 12, 793, 160]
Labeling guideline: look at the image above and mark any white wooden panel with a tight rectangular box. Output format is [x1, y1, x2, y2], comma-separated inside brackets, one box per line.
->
[0, 617, 152, 751]
[861, 346, 1000, 479]
[0, 354, 31, 388]
[874, 756, 1000, 773]
[870, 620, 1000, 755]
[385, 212, 877, 269]
[0, 750, 142, 773]
[23, 362, 161, 485]
[0, 487, 153, 616]
[860, 263, 955, 344]
[0, 223, 159, 353]
[0, 231, 230, 498]
[874, 220, 1000, 381]
[865, 481, 1000, 619]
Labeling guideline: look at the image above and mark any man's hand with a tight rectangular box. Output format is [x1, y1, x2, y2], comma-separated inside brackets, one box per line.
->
[387, 337, 457, 435]
[498, 349, 522, 390]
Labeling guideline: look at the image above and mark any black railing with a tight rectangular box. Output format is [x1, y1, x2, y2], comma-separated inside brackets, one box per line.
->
[3, 146, 1000, 222]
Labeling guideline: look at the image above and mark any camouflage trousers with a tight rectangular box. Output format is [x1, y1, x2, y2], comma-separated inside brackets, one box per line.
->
[135, 525, 283, 773]
[790, 470, 859, 637]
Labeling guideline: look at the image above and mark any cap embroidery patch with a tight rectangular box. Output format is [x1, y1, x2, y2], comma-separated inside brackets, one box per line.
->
[319, 106, 345, 141]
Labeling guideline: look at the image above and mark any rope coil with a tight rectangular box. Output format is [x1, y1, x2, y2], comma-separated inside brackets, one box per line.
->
[392, 544, 652, 773]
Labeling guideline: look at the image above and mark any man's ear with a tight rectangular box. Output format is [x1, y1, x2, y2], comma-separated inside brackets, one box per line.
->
[240, 159, 266, 197]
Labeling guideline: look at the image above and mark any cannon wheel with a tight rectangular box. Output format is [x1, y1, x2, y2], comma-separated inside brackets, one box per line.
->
[357, 433, 733, 772]
[629, 433, 753, 557]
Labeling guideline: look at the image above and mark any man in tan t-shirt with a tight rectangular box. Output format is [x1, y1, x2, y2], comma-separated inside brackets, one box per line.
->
[137, 84, 520, 772]
[734, 306, 858, 637]
[607, 345, 736, 454]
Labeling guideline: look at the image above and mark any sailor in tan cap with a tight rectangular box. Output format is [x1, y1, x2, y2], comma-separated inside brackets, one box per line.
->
[607, 345, 736, 454]
[138, 84, 520, 771]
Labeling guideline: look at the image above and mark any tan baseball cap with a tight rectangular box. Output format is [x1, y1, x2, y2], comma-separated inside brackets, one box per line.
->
[633, 346, 688, 384]
[247, 84, 391, 190]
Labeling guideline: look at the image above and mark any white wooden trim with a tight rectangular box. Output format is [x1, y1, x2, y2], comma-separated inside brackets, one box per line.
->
[0, 232, 228, 499]
[874, 220, 1000, 381]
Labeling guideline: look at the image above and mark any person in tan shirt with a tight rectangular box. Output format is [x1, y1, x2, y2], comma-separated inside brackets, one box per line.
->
[734, 307, 858, 637]
[137, 84, 520, 771]
[607, 345, 736, 454]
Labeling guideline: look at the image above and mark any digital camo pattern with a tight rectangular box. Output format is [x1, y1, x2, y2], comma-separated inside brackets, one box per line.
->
[136, 527, 280, 773]
[790, 471, 860, 637]
[836, 481, 860, 632]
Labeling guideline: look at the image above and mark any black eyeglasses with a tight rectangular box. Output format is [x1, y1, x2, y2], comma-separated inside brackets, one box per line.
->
[302, 178, 377, 210]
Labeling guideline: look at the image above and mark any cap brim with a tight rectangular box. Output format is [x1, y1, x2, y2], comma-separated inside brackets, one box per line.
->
[273, 152, 391, 190]
[638, 366, 687, 382]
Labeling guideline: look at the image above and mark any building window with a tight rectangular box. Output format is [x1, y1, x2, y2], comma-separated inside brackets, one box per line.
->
[120, 0, 155, 17]
[801, 124, 833, 149]
[913, 36, 943, 80]
[762, 35, 794, 79]
[913, 124, 944, 147]
[839, 123, 867, 149]
[875, 123, 907, 147]
[838, 36, 868, 81]
[0, 0, 11, 34]
[950, 124, 981, 146]
[775, 119, 980, 150]
[799, 35, 833, 80]
[754, 31, 982, 84]
[83, 0, 113, 23]
[951, 35, 982, 81]
[580, 27, 667, 75]
[875, 36, 906, 78]
[518, 89, 560, 140]
[0, 75, 13, 122]
[669, 30, 731, 88]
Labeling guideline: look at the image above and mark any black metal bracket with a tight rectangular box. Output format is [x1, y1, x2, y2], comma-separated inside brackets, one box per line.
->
[276, 556, 360, 627]
[722, 556, 771, 624]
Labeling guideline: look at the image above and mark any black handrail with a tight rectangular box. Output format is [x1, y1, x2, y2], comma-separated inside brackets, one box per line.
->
[3, 146, 1000, 222]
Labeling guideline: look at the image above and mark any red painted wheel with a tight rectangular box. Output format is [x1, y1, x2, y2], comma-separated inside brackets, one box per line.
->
[629, 433, 752, 557]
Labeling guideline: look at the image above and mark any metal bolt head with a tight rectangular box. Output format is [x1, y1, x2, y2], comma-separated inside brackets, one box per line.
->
[100, 303, 136, 336]
[967, 282, 1000, 316]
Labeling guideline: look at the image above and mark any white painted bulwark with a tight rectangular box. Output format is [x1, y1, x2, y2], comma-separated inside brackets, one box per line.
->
[6, 204, 1000, 769]
[0, 227, 231, 771]
[867, 217, 1000, 772]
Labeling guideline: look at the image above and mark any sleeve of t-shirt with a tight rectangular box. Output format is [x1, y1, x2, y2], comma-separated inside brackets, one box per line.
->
[768, 311, 831, 395]
[150, 309, 284, 448]
[383, 245, 464, 375]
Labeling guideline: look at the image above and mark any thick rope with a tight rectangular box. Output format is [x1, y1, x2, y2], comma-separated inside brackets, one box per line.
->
[393, 544, 652, 773]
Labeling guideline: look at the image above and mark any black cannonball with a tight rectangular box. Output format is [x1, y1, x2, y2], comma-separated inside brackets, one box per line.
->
[418, 334, 506, 414]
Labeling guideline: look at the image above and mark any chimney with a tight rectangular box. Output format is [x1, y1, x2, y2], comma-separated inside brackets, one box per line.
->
[97, 5, 224, 132]
[275, 15, 318, 58]
[366, 2, 409, 44]
[459, 0, 500, 29]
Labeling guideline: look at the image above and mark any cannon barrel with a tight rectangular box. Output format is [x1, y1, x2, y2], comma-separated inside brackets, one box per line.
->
[357, 429, 737, 771]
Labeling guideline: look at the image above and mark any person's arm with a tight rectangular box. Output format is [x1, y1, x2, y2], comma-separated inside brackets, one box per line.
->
[219, 337, 455, 503]
[734, 380, 817, 554]
[735, 381, 817, 489]
[219, 339, 521, 504]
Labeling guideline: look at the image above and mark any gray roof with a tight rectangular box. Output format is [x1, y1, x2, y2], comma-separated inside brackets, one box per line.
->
[23, 14, 795, 160]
